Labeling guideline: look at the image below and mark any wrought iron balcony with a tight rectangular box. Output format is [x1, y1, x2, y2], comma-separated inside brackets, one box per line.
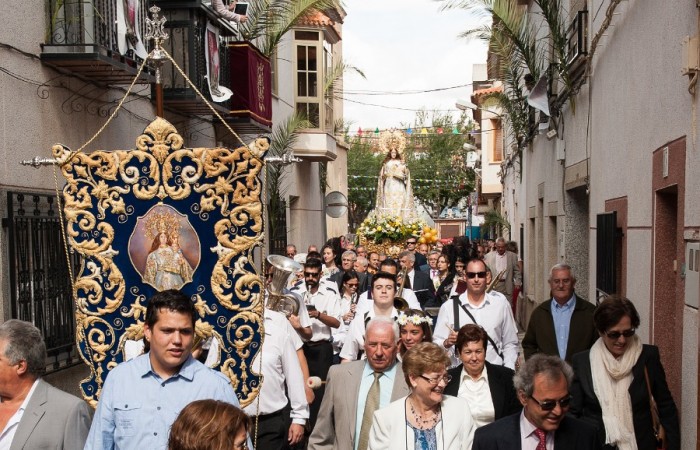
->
[41, 0, 155, 85]
[152, 0, 239, 116]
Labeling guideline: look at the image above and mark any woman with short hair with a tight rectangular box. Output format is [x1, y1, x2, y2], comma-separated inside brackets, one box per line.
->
[571, 296, 680, 450]
[168, 399, 249, 450]
[369, 342, 475, 449]
[443, 324, 520, 428]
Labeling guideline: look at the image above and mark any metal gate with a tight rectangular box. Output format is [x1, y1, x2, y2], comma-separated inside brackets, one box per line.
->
[3, 191, 78, 370]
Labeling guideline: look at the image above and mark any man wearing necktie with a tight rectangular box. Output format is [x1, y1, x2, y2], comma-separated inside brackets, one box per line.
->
[308, 317, 410, 450]
[472, 355, 600, 450]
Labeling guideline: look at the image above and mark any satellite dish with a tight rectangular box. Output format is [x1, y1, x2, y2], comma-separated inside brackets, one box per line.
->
[527, 75, 550, 117]
[324, 191, 348, 218]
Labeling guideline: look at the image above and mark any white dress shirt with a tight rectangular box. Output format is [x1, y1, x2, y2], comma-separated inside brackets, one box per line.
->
[457, 367, 495, 428]
[355, 289, 421, 315]
[302, 286, 341, 342]
[495, 252, 507, 274]
[433, 291, 519, 369]
[339, 307, 399, 361]
[0, 379, 39, 450]
[243, 310, 309, 424]
[332, 295, 353, 354]
[520, 410, 554, 450]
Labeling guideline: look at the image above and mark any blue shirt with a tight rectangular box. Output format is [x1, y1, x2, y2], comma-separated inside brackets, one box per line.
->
[84, 354, 245, 450]
[354, 361, 398, 450]
[551, 295, 576, 359]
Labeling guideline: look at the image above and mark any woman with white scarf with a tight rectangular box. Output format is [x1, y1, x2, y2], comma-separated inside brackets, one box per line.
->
[570, 296, 679, 450]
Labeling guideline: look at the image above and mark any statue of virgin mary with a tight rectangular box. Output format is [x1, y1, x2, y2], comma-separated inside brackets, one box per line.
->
[375, 130, 416, 220]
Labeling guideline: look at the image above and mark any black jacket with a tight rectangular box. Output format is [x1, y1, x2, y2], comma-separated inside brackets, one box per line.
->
[570, 344, 680, 450]
[473, 413, 600, 450]
[444, 361, 521, 421]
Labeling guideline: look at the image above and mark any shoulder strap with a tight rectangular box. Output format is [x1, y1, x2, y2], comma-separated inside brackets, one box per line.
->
[454, 297, 505, 364]
[451, 295, 460, 330]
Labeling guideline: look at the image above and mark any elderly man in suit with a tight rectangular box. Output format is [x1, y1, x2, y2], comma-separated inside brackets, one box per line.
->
[473, 354, 599, 450]
[521, 264, 597, 363]
[483, 237, 521, 305]
[0, 320, 92, 449]
[308, 316, 410, 450]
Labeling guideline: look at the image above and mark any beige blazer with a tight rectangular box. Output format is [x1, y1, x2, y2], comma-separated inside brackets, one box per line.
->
[10, 379, 92, 450]
[368, 396, 475, 450]
[484, 250, 521, 297]
[307, 360, 410, 450]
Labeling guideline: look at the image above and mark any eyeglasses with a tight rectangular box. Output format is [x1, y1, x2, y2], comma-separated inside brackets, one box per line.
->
[406, 241, 417, 245]
[286, 253, 295, 257]
[346, 283, 359, 288]
[529, 394, 572, 411]
[419, 374, 452, 386]
[605, 329, 636, 339]
[304, 271, 321, 278]
[466, 271, 487, 279]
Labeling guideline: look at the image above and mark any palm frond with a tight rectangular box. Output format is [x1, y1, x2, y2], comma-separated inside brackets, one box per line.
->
[323, 60, 366, 96]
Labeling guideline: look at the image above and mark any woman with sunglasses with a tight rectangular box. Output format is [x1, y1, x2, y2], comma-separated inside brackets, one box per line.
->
[570, 296, 680, 449]
[369, 342, 475, 449]
[332, 271, 360, 362]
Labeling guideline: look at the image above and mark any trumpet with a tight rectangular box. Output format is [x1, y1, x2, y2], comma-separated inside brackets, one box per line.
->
[394, 268, 410, 311]
[266, 255, 302, 317]
[486, 268, 507, 293]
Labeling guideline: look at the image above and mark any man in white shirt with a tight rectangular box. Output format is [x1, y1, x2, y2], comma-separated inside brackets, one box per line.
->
[433, 258, 519, 369]
[243, 308, 309, 449]
[0, 320, 91, 450]
[295, 257, 341, 429]
[340, 272, 399, 362]
[354, 258, 421, 315]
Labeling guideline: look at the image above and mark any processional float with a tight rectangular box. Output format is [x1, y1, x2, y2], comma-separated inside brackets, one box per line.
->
[22, 6, 271, 408]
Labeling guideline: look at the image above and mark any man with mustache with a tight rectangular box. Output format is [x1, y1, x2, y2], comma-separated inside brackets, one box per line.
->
[472, 354, 599, 449]
[308, 317, 410, 450]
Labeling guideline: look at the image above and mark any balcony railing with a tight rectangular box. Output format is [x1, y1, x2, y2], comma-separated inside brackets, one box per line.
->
[153, 1, 238, 115]
[41, 0, 155, 85]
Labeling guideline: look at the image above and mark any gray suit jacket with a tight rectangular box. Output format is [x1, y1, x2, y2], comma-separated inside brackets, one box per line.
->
[307, 360, 410, 450]
[484, 251, 521, 297]
[10, 378, 92, 450]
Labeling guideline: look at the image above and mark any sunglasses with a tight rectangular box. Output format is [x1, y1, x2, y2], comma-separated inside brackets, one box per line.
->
[466, 271, 487, 279]
[304, 271, 321, 278]
[529, 394, 572, 411]
[406, 241, 417, 245]
[605, 329, 636, 339]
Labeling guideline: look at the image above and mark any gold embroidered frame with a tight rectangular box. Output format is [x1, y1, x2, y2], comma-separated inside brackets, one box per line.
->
[55, 117, 266, 407]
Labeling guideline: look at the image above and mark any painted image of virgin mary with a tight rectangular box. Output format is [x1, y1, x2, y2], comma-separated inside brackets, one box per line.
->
[143, 230, 194, 291]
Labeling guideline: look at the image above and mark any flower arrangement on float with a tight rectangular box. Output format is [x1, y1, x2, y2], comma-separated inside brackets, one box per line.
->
[357, 214, 425, 243]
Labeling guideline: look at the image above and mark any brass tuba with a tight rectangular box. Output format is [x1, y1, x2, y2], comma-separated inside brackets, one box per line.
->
[266, 255, 302, 317]
[393, 268, 410, 311]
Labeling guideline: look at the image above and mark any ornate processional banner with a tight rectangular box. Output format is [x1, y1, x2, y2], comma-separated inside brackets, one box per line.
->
[54, 117, 267, 407]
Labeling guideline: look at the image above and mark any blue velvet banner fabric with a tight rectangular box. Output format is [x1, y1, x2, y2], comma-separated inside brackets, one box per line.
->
[54, 118, 266, 407]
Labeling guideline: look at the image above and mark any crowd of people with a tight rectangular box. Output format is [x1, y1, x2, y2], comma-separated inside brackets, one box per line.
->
[0, 235, 682, 450]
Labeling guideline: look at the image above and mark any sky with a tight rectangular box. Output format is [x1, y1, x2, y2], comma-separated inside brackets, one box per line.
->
[341, 0, 489, 131]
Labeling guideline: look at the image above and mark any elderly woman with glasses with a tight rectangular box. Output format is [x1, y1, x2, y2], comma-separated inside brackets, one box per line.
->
[444, 324, 521, 428]
[570, 296, 680, 450]
[369, 342, 475, 449]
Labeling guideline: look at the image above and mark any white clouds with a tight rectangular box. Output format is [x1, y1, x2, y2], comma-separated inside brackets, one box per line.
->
[341, 1, 488, 129]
